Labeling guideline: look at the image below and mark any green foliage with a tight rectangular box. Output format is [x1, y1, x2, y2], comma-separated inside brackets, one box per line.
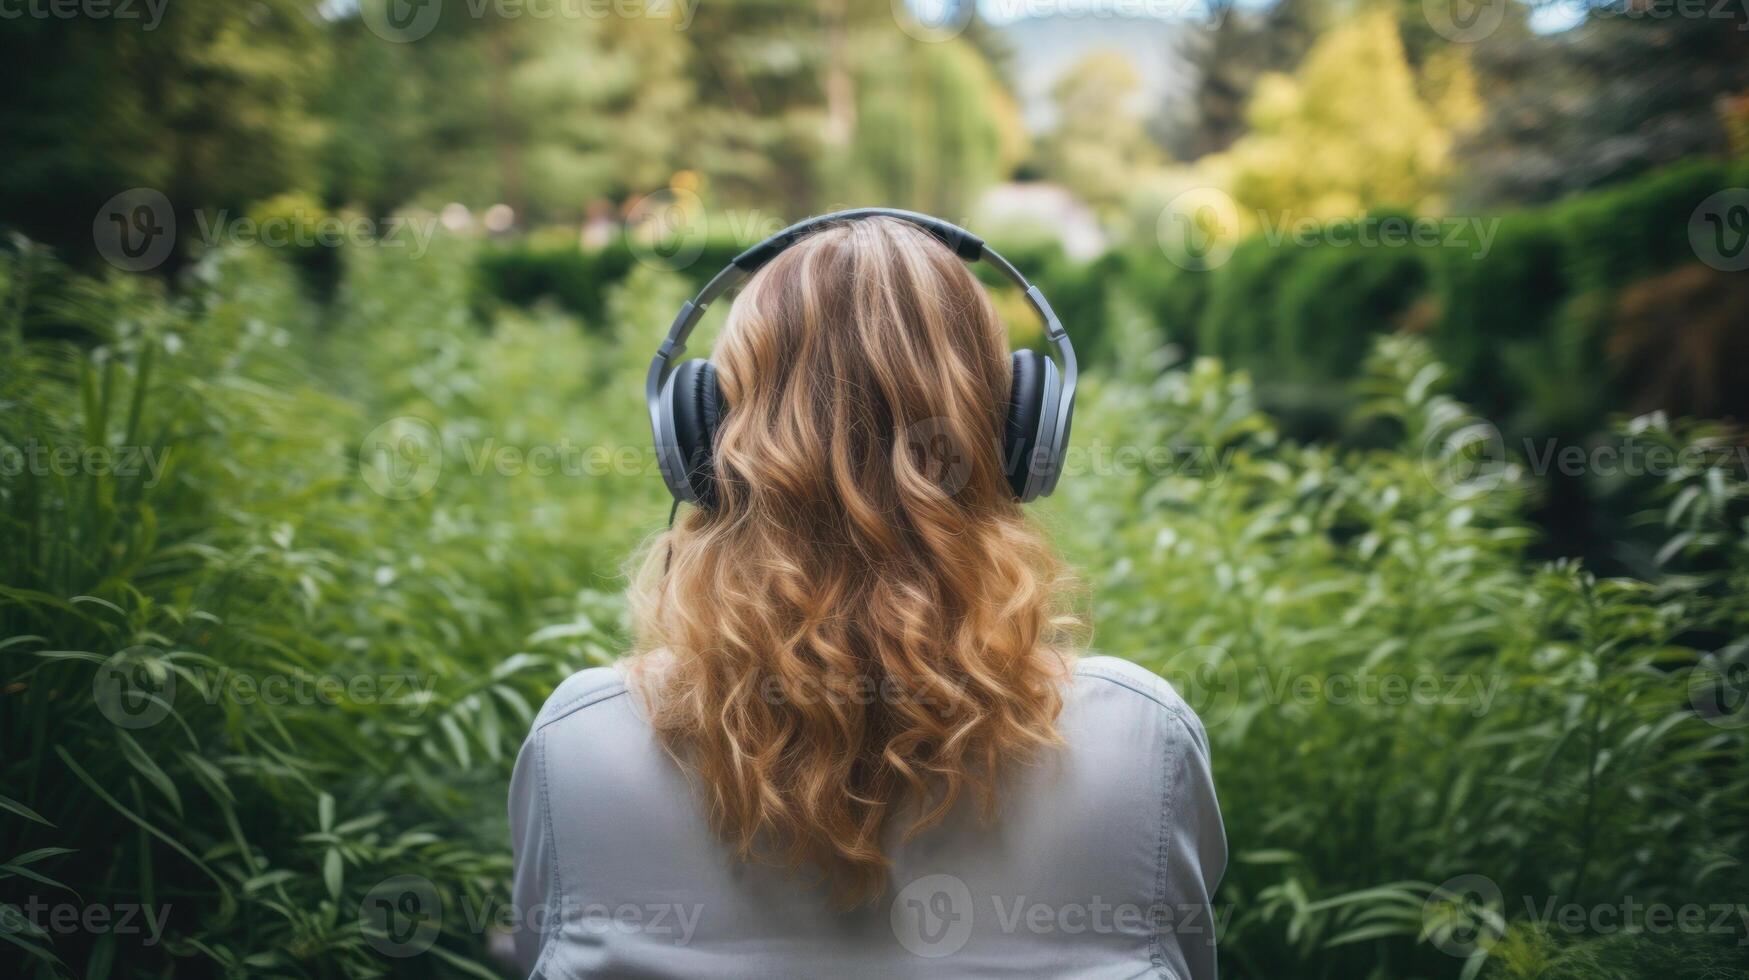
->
[1112, 250, 1213, 355]
[1186, 218, 1434, 438]
[6, 237, 1747, 977]
[843, 35, 1027, 219]
[1048, 334, 1749, 978]
[1037, 52, 1161, 216]
[1, 0, 1028, 268]
[1431, 157, 1749, 435]
[1195, 235, 1307, 374]
[1428, 209, 1572, 425]
[471, 236, 747, 325]
[1485, 923, 1749, 980]
[0, 237, 657, 976]
[1272, 219, 1428, 384]
[0, 0, 329, 262]
[990, 160, 1749, 448]
[1211, 10, 1479, 220]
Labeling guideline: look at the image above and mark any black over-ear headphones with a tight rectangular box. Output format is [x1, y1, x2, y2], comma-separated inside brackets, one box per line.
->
[647, 208, 1078, 509]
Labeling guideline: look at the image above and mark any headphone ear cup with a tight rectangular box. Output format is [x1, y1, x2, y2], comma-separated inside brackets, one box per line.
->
[667, 359, 725, 507]
[1004, 349, 1048, 500]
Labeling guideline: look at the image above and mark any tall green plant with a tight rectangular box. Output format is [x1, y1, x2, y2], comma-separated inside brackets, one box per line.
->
[1050, 334, 1749, 978]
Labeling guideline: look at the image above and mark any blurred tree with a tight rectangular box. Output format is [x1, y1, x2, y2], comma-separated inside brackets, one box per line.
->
[1607, 264, 1749, 423]
[505, 14, 694, 218]
[1454, 5, 1749, 206]
[680, 0, 842, 215]
[319, 22, 431, 217]
[3, 0, 1029, 251]
[320, 4, 694, 224]
[1160, 0, 1322, 161]
[1726, 93, 1749, 158]
[842, 32, 1025, 219]
[0, 0, 328, 267]
[1209, 9, 1479, 220]
[1038, 52, 1160, 215]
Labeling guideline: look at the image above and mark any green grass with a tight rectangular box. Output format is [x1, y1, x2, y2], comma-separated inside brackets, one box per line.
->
[3, 236, 1747, 978]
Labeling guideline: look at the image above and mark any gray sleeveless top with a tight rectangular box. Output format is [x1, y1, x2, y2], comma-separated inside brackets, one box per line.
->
[509, 655, 1225, 978]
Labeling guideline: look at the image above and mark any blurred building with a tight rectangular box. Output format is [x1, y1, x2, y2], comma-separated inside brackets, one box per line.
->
[973, 181, 1106, 259]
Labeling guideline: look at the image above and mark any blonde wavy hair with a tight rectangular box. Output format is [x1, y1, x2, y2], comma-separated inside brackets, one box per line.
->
[627, 217, 1080, 906]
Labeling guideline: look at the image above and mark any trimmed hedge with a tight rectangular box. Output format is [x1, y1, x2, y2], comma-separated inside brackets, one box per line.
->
[1429, 157, 1749, 432]
[1146, 159, 1749, 434]
[471, 158, 1749, 436]
[475, 231, 1135, 361]
[472, 237, 747, 325]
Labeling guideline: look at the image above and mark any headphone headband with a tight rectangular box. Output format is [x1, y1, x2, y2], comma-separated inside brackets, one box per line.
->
[733, 207, 986, 270]
[647, 208, 1078, 504]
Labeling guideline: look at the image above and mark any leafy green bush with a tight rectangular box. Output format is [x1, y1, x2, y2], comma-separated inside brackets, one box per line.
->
[1272, 217, 1429, 384]
[471, 235, 744, 326]
[1430, 157, 1749, 437]
[1048, 336, 1749, 979]
[1428, 209, 1574, 426]
[1196, 235, 1307, 373]
[1484, 922, 1749, 980]
[1019, 160, 1749, 453]
[1114, 248, 1211, 355]
[1559, 158, 1749, 296]
[465, 160, 1749, 444]
[0, 237, 661, 976]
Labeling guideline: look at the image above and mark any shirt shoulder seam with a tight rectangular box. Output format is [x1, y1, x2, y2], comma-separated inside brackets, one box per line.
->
[1074, 664, 1196, 730]
[531, 679, 631, 733]
[534, 725, 561, 975]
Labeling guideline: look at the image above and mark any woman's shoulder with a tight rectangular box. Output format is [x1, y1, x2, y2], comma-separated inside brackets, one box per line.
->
[521, 654, 1212, 751]
[516, 663, 671, 799]
[527, 664, 633, 734]
[1068, 655, 1211, 754]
